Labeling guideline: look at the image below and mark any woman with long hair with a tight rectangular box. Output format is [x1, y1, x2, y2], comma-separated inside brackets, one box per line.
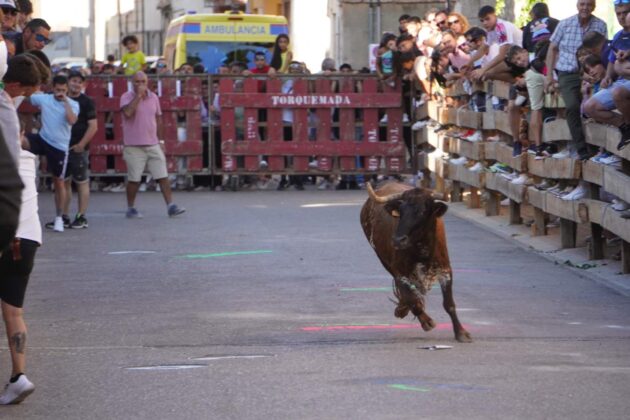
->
[269, 34, 292, 73]
[447, 12, 470, 47]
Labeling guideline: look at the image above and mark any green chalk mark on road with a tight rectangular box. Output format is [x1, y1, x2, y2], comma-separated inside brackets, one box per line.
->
[388, 384, 431, 392]
[181, 250, 273, 259]
[340, 287, 390, 292]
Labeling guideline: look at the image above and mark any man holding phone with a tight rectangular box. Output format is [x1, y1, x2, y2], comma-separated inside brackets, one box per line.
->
[24, 75, 79, 232]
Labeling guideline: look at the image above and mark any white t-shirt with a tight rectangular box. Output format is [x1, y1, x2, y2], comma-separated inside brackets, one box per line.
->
[0, 90, 21, 164]
[16, 149, 42, 244]
[282, 79, 293, 123]
[486, 19, 523, 49]
[0, 40, 7, 80]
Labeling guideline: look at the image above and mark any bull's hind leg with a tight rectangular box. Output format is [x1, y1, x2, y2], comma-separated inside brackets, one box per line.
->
[439, 274, 472, 343]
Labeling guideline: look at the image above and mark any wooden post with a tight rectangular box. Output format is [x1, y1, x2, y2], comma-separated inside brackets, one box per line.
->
[560, 218, 577, 249]
[485, 191, 500, 216]
[533, 208, 547, 236]
[509, 200, 522, 225]
[435, 175, 446, 196]
[589, 223, 605, 260]
[468, 187, 480, 209]
[622, 241, 630, 274]
[451, 181, 462, 202]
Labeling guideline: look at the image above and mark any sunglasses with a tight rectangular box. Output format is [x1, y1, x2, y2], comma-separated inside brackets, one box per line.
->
[448, 20, 460, 26]
[435, 19, 446, 25]
[1, 7, 18, 16]
[35, 33, 52, 45]
[614, 0, 630, 5]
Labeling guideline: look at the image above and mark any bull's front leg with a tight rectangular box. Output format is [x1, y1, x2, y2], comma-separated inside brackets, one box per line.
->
[394, 277, 436, 332]
[439, 274, 472, 343]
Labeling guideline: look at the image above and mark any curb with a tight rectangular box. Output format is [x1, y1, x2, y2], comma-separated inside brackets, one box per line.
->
[447, 202, 630, 297]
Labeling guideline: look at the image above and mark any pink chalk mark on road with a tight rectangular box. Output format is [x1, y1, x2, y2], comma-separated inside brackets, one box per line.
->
[301, 323, 462, 332]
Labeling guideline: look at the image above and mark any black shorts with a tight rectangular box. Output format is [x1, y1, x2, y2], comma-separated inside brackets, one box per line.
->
[0, 239, 39, 308]
[27, 133, 68, 178]
[65, 151, 89, 183]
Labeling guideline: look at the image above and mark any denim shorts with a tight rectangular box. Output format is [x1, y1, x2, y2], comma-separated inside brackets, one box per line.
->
[591, 78, 630, 110]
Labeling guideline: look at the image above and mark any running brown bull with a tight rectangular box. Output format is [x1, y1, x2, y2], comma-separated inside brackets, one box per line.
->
[360, 182, 472, 343]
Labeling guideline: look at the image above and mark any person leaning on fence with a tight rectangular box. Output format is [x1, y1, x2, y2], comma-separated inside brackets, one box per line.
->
[544, 0, 607, 160]
[277, 61, 305, 191]
[3, 17, 50, 58]
[583, 0, 630, 151]
[120, 71, 185, 218]
[119, 35, 146, 76]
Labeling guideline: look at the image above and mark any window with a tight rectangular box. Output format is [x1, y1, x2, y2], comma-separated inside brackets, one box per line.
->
[186, 41, 274, 73]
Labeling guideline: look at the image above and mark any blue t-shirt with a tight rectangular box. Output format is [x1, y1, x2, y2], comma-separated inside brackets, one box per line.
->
[30, 93, 79, 152]
[609, 30, 630, 64]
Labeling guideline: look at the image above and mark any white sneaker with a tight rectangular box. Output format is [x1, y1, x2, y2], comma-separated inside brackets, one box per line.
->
[403, 113, 410, 123]
[411, 120, 429, 131]
[308, 160, 319, 169]
[469, 162, 483, 172]
[139, 183, 147, 192]
[486, 135, 501, 142]
[600, 155, 621, 165]
[53, 216, 64, 232]
[511, 173, 532, 185]
[259, 160, 268, 169]
[110, 183, 126, 193]
[500, 172, 518, 180]
[562, 184, 587, 201]
[612, 199, 629, 211]
[464, 130, 483, 142]
[0, 375, 34, 405]
[317, 179, 331, 190]
[552, 149, 571, 159]
[380, 115, 388, 123]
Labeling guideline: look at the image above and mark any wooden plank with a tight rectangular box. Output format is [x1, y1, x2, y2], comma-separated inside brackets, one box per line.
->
[533, 208, 547, 236]
[457, 109, 483, 129]
[545, 193, 581, 223]
[584, 122, 608, 149]
[527, 186, 546, 210]
[542, 119, 572, 142]
[485, 191, 501, 216]
[489, 81, 511, 99]
[605, 125, 630, 161]
[427, 131, 449, 152]
[509, 200, 522, 225]
[484, 141, 498, 160]
[448, 137, 485, 160]
[603, 165, 630, 204]
[448, 163, 485, 188]
[527, 154, 581, 179]
[494, 110, 511, 135]
[582, 160, 605, 187]
[468, 187, 481, 209]
[483, 111, 496, 130]
[485, 172, 526, 203]
[495, 142, 528, 172]
[560, 219, 577, 248]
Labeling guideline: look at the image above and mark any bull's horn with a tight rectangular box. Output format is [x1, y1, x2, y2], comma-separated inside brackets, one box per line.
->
[367, 183, 403, 203]
[434, 200, 448, 205]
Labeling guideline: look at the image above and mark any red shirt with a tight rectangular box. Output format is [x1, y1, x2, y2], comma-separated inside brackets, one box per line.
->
[251, 66, 272, 92]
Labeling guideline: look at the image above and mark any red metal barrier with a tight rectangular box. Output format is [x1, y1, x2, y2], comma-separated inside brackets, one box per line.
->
[218, 76, 407, 174]
[85, 76, 204, 175]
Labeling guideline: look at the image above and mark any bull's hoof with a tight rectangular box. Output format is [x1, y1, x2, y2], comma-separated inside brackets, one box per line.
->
[420, 317, 436, 332]
[455, 329, 473, 343]
[394, 305, 410, 318]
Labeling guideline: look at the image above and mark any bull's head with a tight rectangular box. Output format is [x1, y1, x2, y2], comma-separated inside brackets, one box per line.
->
[368, 183, 448, 250]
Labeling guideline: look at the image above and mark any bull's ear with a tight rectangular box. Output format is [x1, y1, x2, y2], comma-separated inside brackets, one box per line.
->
[384, 200, 401, 218]
[433, 200, 448, 218]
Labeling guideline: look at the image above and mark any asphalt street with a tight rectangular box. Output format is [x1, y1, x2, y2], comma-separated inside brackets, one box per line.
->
[1, 189, 629, 419]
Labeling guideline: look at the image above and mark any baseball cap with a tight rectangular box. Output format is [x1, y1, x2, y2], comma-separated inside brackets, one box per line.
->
[0, 0, 18, 10]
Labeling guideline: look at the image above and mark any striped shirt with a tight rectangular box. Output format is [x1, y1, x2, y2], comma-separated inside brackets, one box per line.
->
[550, 14, 607, 73]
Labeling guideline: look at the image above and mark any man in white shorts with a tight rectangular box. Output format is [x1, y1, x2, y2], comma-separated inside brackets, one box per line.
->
[120, 71, 185, 218]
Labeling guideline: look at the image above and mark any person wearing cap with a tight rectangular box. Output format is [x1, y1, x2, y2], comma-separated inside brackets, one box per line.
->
[62, 71, 97, 229]
[0, 0, 18, 32]
[4, 17, 51, 57]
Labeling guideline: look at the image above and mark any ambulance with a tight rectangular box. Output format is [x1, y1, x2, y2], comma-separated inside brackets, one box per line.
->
[163, 11, 289, 72]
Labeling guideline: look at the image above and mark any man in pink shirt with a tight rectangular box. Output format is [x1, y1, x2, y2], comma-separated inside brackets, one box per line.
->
[120, 71, 185, 218]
